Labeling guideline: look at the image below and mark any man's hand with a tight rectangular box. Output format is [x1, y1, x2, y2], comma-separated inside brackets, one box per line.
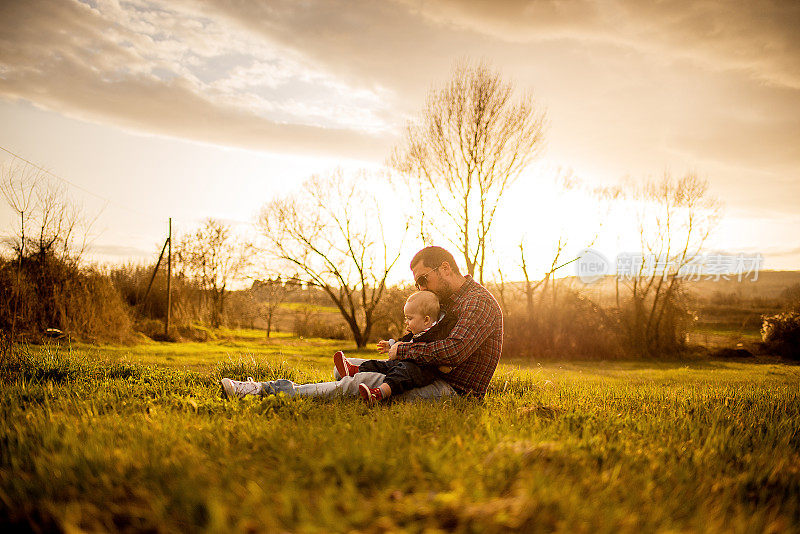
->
[376, 340, 391, 354]
[388, 341, 407, 360]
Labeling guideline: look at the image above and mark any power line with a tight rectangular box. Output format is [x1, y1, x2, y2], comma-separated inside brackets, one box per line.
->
[1, 145, 113, 203]
[0, 144, 153, 221]
[0, 144, 242, 234]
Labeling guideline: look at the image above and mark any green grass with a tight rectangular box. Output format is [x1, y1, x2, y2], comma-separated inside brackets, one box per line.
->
[279, 301, 340, 314]
[688, 325, 763, 351]
[70, 331, 376, 372]
[692, 325, 762, 338]
[2, 339, 799, 532]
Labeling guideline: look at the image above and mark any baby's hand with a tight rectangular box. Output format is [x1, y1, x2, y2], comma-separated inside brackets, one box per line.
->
[377, 340, 391, 354]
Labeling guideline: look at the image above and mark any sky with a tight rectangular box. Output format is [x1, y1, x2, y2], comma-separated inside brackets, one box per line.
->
[0, 0, 798, 283]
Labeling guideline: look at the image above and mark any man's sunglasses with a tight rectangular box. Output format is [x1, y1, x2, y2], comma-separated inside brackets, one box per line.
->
[414, 265, 442, 290]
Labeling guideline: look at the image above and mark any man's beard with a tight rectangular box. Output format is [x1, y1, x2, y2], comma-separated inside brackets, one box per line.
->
[433, 278, 453, 300]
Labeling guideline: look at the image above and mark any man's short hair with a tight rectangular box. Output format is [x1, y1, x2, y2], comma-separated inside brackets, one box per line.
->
[406, 290, 440, 319]
[410, 246, 461, 275]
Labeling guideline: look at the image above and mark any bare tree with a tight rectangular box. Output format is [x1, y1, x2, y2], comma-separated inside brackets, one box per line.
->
[1, 165, 92, 265]
[620, 172, 722, 356]
[1, 164, 38, 341]
[1, 164, 38, 258]
[519, 236, 569, 317]
[252, 277, 287, 338]
[176, 218, 247, 328]
[391, 59, 546, 283]
[1, 164, 96, 336]
[493, 267, 510, 317]
[257, 170, 405, 348]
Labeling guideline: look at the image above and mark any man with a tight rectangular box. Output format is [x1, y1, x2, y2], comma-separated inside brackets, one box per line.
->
[387, 246, 503, 397]
[220, 246, 503, 401]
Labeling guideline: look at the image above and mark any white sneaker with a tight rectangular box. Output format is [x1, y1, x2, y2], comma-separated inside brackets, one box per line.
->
[220, 377, 262, 399]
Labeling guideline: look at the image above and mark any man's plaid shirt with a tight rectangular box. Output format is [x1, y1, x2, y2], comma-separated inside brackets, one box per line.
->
[395, 275, 503, 397]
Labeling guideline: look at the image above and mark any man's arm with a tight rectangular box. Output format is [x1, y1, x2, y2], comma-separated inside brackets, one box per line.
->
[393, 295, 499, 367]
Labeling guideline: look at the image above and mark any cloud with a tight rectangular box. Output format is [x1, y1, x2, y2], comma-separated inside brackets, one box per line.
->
[395, 0, 800, 90]
[186, 1, 800, 178]
[2, 0, 798, 170]
[189, 0, 480, 110]
[667, 112, 800, 174]
[197, 0, 800, 95]
[0, 0, 394, 158]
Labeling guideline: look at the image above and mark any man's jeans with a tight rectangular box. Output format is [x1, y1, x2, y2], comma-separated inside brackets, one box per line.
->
[260, 358, 456, 401]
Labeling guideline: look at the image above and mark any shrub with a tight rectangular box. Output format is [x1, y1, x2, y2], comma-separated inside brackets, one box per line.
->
[176, 324, 216, 342]
[781, 283, 800, 311]
[305, 321, 350, 340]
[289, 305, 348, 340]
[110, 263, 203, 328]
[761, 312, 800, 359]
[0, 255, 134, 343]
[615, 286, 695, 358]
[58, 269, 135, 344]
[502, 286, 622, 360]
[135, 318, 165, 339]
[292, 304, 319, 338]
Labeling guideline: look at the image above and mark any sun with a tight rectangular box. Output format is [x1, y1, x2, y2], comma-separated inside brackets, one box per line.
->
[490, 168, 624, 282]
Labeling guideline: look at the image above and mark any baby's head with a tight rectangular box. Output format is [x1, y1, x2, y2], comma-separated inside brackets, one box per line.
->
[403, 290, 440, 335]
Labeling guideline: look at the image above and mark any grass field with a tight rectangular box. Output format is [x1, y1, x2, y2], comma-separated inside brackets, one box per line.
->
[2, 335, 799, 533]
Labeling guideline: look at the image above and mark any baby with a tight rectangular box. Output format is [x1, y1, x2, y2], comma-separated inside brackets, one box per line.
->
[334, 290, 456, 403]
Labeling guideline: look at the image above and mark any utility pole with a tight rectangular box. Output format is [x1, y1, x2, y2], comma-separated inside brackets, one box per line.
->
[165, 218, 172, 337]
[142, 238, 168, 305]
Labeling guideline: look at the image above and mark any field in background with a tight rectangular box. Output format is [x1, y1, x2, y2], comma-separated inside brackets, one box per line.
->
[2, 337, 799, 532]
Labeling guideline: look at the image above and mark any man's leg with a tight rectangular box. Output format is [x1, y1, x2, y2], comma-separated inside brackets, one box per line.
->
[392, 379, 457, 402]
[226, 373, 455, 401]
[260, 371, 387, 398]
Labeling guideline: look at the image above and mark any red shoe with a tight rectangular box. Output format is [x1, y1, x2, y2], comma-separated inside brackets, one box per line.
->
[334, 351, 359, 377]
[359, 383, 384, 404]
